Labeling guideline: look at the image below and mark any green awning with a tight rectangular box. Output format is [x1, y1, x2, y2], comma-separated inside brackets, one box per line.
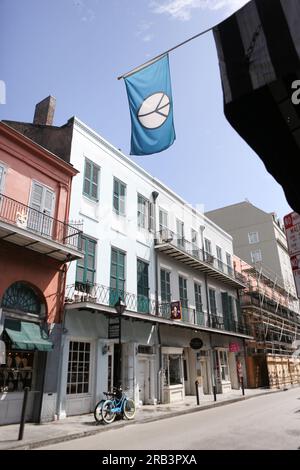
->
[4, 320, 53, 352]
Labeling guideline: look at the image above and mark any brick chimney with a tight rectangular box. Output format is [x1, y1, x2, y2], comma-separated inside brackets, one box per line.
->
[33, 96, 56, 126]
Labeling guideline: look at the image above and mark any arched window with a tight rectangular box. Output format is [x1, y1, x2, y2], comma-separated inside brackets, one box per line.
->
[1, 282, 43, 315]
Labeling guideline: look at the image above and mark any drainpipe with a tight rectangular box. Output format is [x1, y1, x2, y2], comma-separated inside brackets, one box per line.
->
[152, 191, 159, 316]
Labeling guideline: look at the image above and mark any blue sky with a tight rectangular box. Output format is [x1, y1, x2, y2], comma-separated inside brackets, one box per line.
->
[0, 0, 292, 219]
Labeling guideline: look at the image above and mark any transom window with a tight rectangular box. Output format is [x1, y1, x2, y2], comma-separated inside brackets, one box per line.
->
[113, 178, 126, 215]
[83, 159, 100, 201]
[67, 341, 90, 395]
[1, 282, 42, 316]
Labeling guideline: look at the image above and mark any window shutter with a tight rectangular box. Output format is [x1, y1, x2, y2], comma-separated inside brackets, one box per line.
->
[30, 182, 43, 211]
[43, 189, 55, 216]
[148, 201, 154, 232]
[0, 165, 4, 191]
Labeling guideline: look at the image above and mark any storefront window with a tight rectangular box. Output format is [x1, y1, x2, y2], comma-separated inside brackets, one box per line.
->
[219, 350, 229, 382]
[67, 341, 90, 395]
[169, 355, 182, 385]
[162, 354, 183, 386]
[0, 350, 34, 392]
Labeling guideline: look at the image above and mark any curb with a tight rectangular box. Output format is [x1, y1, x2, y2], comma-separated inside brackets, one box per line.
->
[2, 388, 290, 450]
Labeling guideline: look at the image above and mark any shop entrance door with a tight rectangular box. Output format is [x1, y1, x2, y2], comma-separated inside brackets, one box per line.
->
[137, 358, 150, 405]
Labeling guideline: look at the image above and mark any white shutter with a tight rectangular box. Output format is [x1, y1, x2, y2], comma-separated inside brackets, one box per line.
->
[43, 189, 55, 216]
[0, 165, 4, 192]
[30, 182, 43, 211]
[28, 182, 55, 236]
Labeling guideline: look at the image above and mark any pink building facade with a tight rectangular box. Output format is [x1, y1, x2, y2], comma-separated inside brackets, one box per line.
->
[0, 122, 82, 424]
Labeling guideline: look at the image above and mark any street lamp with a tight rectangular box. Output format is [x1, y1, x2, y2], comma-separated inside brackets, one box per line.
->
[114, 297, 127, 387]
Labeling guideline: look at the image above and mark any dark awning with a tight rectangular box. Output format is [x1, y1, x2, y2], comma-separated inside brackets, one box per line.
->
[4, 319, 53, 352]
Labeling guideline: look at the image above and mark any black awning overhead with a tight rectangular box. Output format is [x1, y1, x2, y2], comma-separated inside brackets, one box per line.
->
[214, 0, 300, 214]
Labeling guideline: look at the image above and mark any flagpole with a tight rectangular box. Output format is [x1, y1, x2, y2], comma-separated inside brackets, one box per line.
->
[117, 24, 215, 80]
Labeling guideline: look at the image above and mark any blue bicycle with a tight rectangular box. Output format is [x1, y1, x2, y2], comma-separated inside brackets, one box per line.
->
[99, 386, 136, 424]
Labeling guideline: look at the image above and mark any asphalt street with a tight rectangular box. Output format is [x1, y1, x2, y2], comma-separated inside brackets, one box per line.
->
[39, 387, 300, 450]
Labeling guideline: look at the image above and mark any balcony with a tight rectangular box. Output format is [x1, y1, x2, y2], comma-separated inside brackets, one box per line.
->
[0, 193, 83, 261]
[65, 283, 251, 338]
[155, 230, 246, 289]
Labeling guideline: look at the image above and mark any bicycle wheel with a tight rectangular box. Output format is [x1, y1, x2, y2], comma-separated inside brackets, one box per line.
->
[94, 399, 105, 422]
[123, 398, 136, 420]
[101, 399, 116, 424]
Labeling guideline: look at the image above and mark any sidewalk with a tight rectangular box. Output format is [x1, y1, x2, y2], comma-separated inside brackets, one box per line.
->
[0, 387, 292, 450]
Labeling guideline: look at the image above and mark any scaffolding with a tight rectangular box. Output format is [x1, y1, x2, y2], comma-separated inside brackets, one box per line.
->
[236, 259, 300, 387]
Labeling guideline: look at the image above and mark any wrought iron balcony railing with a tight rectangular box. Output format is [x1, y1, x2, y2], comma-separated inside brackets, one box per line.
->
[155, 229, 246, 287]
[65, 283, 250, 336]
[0, 193, 83, 251]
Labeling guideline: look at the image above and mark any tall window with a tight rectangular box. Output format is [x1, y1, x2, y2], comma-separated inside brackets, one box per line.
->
[67, 341, 90, 395]
[113, 178, 126, 215]
[205, 238, 212, 254]
[137, 259, 149, 313]
[28, 181, 55, 236]
[191, 229, 198, 246]
[179, 276, 188, 320]
[159, 208, 168, 232]
[161, 269, 171, 303]
[248, 231, 259, 244]
[221, 292, 234, 331]
[137, 194, 148, 229]
[251, 249, 262, 263]
[209, 288, 217, 315]
[76, 235, 97, 287]
[110, 248, 126, 305]
[194, 283, 202, 312]
[83, 159, 100, 201]
[216, 246, 223, 271]
[226, 252, 233, 276]
[176, 219, 184, 249]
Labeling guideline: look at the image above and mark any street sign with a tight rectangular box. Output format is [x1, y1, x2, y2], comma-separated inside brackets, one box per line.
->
[190, 338, 203, 350]
[283, 212, 300, 256]
[284, 212, 300, 298]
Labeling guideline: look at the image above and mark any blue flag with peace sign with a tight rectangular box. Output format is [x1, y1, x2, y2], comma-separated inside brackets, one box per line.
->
[124, 54, 176, 155]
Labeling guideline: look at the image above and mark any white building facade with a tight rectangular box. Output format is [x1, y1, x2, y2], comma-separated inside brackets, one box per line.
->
[4, 106, 252, 419]
[54, 118, 251, 418]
